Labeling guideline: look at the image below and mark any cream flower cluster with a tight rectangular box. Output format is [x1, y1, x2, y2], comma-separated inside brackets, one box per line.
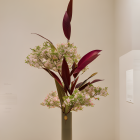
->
[40, 85, 109, 112]
[25, 42, 88, 73]
[40, 91, 61, 109]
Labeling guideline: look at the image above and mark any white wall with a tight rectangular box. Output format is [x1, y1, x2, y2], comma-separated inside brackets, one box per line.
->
[115, 0, 140, 140]
[0, 0, 115, 140]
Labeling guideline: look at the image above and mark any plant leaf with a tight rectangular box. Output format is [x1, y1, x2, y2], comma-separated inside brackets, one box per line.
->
[79, 82, 90, 91]
[73, 50, 102, 74]
[75, 72, 97, 89]
[70, 76, 79, 95]
[73, 72, 79, 78]
[55, 80, 65, 113]
[62, 57, 71, 91]
[67, 0, 73, 22]
[72, 61, 77, 70]
[75, 82, 83, 89]
[90, 79, 104, 84]
[79, 72, 98, 88]
[71, 81, 74, 87]
[43, 68, 63, 87]
[63, 11, 71, 40]
[31, 33, 56, 50]
[70, 62, 78, 77]
[88, 72, 98, 78]
[70, 66, 77, 76]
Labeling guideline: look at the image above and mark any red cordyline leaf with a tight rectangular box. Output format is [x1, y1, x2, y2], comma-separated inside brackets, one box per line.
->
[70, 62, 79, 78]
[70, 62, 77, 76]
[71, 68, 79, 78]
[76, 72, 98, 89]
[79, 82, 90, 91]
[73, 72, 79, 78]
[70, 76, 79, 95]
[63, 0, 73, 40]
[70, 67, 77, 76]
[76, 80, 87, 89]
[71, 81, 74, 87]
[62, 57, 71, 91]
[75, 82, 83, 89]
[67, 0, 73, 22]
[63, 11, 71, 40]
[72, 62, 77, 69]
[31, 33, 56, 49]
[76, 79, 104, 90]
[43, 68, 63, 87]
[90, 79, 104, 84]
[73, 50, 102, 74]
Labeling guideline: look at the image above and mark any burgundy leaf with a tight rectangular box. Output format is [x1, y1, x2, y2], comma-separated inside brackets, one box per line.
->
[73, 50, 102, 74]
[72, 62, 77, 70]
[78, 50, 101, 67]
[67, 0, 73, 22]
[75, 82, 83, 89]
[43, 68, 63, 87]
[62, 57, 71, 91]
[71, 81, 74, 87]
[90, 79, 104, 84]
[70, 66, 77, 76]
[79, 82, 90, 91]
[31, 33, 56, 49]
[78, 79, 87, 88]
[73, 72, 79, 78]
[78, 72, 98, 88]
[70, 62, 77, 76]
[70, 76, 79, 95]
[63, 11, 71, 40]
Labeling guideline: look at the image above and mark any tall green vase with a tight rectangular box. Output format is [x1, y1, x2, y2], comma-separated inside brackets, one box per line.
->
[61, 111, 72, 140]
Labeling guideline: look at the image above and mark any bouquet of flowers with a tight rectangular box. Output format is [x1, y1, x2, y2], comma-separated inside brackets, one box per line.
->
[25, 0, 109, 118]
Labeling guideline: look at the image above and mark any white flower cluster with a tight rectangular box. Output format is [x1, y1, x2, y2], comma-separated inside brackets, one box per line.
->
[25, 42, 88, 73]
[40, 85, 109, 112]
[40, 91, 61, 109]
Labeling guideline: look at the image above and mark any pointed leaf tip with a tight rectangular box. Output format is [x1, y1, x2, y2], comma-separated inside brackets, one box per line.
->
[90, 79, 104, 84]
[67, 0, 73, 22]
[31, 33, 56, 49]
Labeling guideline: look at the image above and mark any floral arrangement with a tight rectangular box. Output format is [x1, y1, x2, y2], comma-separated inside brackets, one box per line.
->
[25, 0, 109, 119]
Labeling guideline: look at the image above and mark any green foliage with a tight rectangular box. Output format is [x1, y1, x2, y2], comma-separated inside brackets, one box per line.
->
[36, 46, 40, 50]
[69, 94, 74, 99]
[74, 89, 78, 94]
[55, 80, 65, 110]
